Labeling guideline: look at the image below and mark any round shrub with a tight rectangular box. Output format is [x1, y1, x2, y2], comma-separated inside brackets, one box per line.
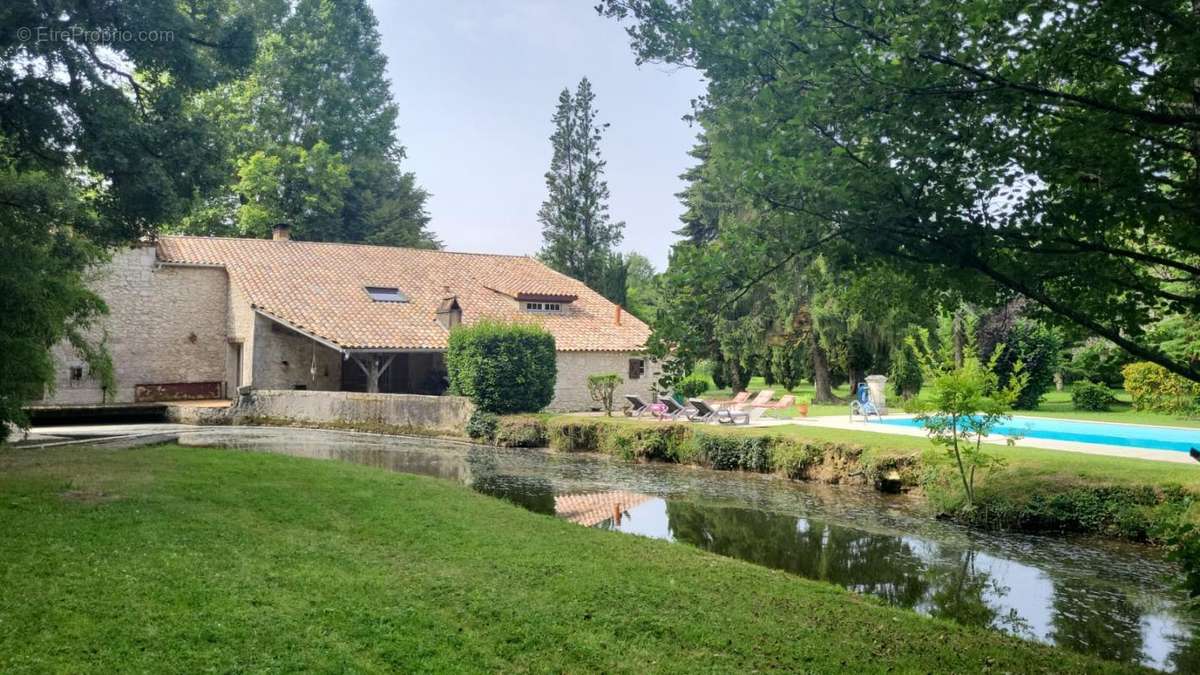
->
[447, 321, 557, 414]
[674, 375, 709, 399]
[465, 410, 499, 442]
[1122, 361, 1200, 414]
[1071, 380, 1114, 411]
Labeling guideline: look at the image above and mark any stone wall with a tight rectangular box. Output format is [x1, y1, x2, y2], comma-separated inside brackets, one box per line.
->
[550, 351, 662, 412]
[249, 313, 343, 391]
[47, 246, 229, 404]
[226, 282, 255, 393]
[239, 389, 474, 432]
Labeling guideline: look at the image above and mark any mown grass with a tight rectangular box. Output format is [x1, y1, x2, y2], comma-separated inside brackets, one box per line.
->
[701, 377, 1200, 427]
[589, 414, 1200, 489]
[0, 444, 1139, 673]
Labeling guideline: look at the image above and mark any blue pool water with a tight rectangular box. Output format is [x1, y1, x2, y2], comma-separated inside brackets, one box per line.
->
[877, 416, 1200, 453]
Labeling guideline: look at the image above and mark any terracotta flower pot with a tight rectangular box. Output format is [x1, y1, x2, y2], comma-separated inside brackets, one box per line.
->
[797, 403, 809, 417]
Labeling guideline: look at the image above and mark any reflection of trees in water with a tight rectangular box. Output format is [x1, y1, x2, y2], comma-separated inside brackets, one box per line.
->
[1049, 577, 1145, 665]
[470, 474, 556, 515]
[664, 501, 931, 609]
[924, 550, 1004, 631]
[1167, 622, 1200, 674]
[663, 502, 1017, 631]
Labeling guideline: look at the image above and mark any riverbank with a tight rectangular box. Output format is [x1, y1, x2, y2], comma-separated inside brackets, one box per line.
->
[0, 444, 1143, 672]
[494, 415, 1200, 547]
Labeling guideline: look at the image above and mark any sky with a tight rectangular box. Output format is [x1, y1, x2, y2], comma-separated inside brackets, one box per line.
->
[369, 0, 705, 270]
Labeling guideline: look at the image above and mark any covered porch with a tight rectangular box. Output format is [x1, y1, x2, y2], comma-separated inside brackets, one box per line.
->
[251, 310, 449, 395]
[340, 350, 449, 395]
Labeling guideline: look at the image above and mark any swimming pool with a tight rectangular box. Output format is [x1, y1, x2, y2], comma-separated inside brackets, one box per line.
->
[877, 416, 1200, 453]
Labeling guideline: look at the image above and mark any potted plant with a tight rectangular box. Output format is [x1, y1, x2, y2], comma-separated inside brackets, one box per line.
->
[797, 399, 810, 417]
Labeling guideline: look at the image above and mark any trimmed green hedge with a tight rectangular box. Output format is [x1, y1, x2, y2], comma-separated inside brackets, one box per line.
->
[447, 321, 557, 414]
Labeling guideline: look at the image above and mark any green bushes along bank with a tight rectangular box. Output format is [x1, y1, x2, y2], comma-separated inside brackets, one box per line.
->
[500, 416, 1199, 553]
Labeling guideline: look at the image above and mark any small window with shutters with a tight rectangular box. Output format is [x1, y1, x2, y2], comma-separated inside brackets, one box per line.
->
[628, 358, 645, 380]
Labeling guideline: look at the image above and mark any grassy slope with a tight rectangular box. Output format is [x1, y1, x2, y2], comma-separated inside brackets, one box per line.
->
[703, 377, 1200, 428]
[0, 445, 1135, 673]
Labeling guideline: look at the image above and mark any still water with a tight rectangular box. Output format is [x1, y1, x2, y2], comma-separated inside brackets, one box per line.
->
[178, 427, 1200, 671]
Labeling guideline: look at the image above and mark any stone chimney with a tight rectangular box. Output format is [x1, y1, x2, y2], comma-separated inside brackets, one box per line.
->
[436, 291, 462, 331]
[272, 223, 291, 241]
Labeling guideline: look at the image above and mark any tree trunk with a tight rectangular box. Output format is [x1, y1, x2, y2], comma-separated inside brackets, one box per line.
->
[810, 332, 836, 404]
[952, 309, 965, 368]
[848, 367, 865, 398]
[727, 359, 748, 393]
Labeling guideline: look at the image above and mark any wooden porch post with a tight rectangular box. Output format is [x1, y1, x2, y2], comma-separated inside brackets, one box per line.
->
[351, 353, 395, 393]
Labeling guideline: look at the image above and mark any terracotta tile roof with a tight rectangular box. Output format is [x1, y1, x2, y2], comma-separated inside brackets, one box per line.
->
[554, 491, 656, 527]
[155, 235, 651, 352]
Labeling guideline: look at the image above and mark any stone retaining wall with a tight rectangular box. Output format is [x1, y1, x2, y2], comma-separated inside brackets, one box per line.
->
[237, 389, 474, 432]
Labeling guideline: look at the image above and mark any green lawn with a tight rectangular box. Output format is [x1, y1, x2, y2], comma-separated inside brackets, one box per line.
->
[0, 444, 1139, 673]
[702, 377, 1200, 427]
[590, 413, 1200, 490]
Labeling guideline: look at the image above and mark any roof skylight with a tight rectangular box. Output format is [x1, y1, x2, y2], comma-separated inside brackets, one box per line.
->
[365, 286, 408, 303]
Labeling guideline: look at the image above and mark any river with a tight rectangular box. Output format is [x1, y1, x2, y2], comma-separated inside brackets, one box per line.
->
[176, 427, 1200, 671]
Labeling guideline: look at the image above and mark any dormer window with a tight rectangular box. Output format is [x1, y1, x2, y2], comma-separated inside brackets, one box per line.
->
[365, 286, 408, 303]
[524, 301, 562, 313]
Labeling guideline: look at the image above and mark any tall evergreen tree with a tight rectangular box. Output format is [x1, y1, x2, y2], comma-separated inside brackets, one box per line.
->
[538, 78, 625, 299]
[179, 0, 437, 247]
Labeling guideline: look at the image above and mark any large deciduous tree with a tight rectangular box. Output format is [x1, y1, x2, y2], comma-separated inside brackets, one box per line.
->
[602, 0, 1200, 382]
[538, 77, 626, 301]
[180, 0, 437, 247]
[0, 0, 253, 439]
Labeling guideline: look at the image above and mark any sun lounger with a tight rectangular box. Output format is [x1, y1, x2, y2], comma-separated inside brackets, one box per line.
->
[714, 391, 751, 408]
[718, 406, 768, 425]
[657, 396, 695, 421]
[624, 394, 652, 417]
[754, 394, 795, 410]
[687, 398, 720, 423]
[743, 389, 775, 408]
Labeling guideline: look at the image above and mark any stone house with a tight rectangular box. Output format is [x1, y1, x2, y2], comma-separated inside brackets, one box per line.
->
[46, 225, 660, 411]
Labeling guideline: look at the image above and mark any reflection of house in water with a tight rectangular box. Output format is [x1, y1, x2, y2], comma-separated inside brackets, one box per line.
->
[554, 491, 654, 527]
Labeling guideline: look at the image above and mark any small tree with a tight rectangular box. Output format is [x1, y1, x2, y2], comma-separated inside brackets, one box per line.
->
[587, 373, 622, 416]
[911, 335, 1027, 507]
